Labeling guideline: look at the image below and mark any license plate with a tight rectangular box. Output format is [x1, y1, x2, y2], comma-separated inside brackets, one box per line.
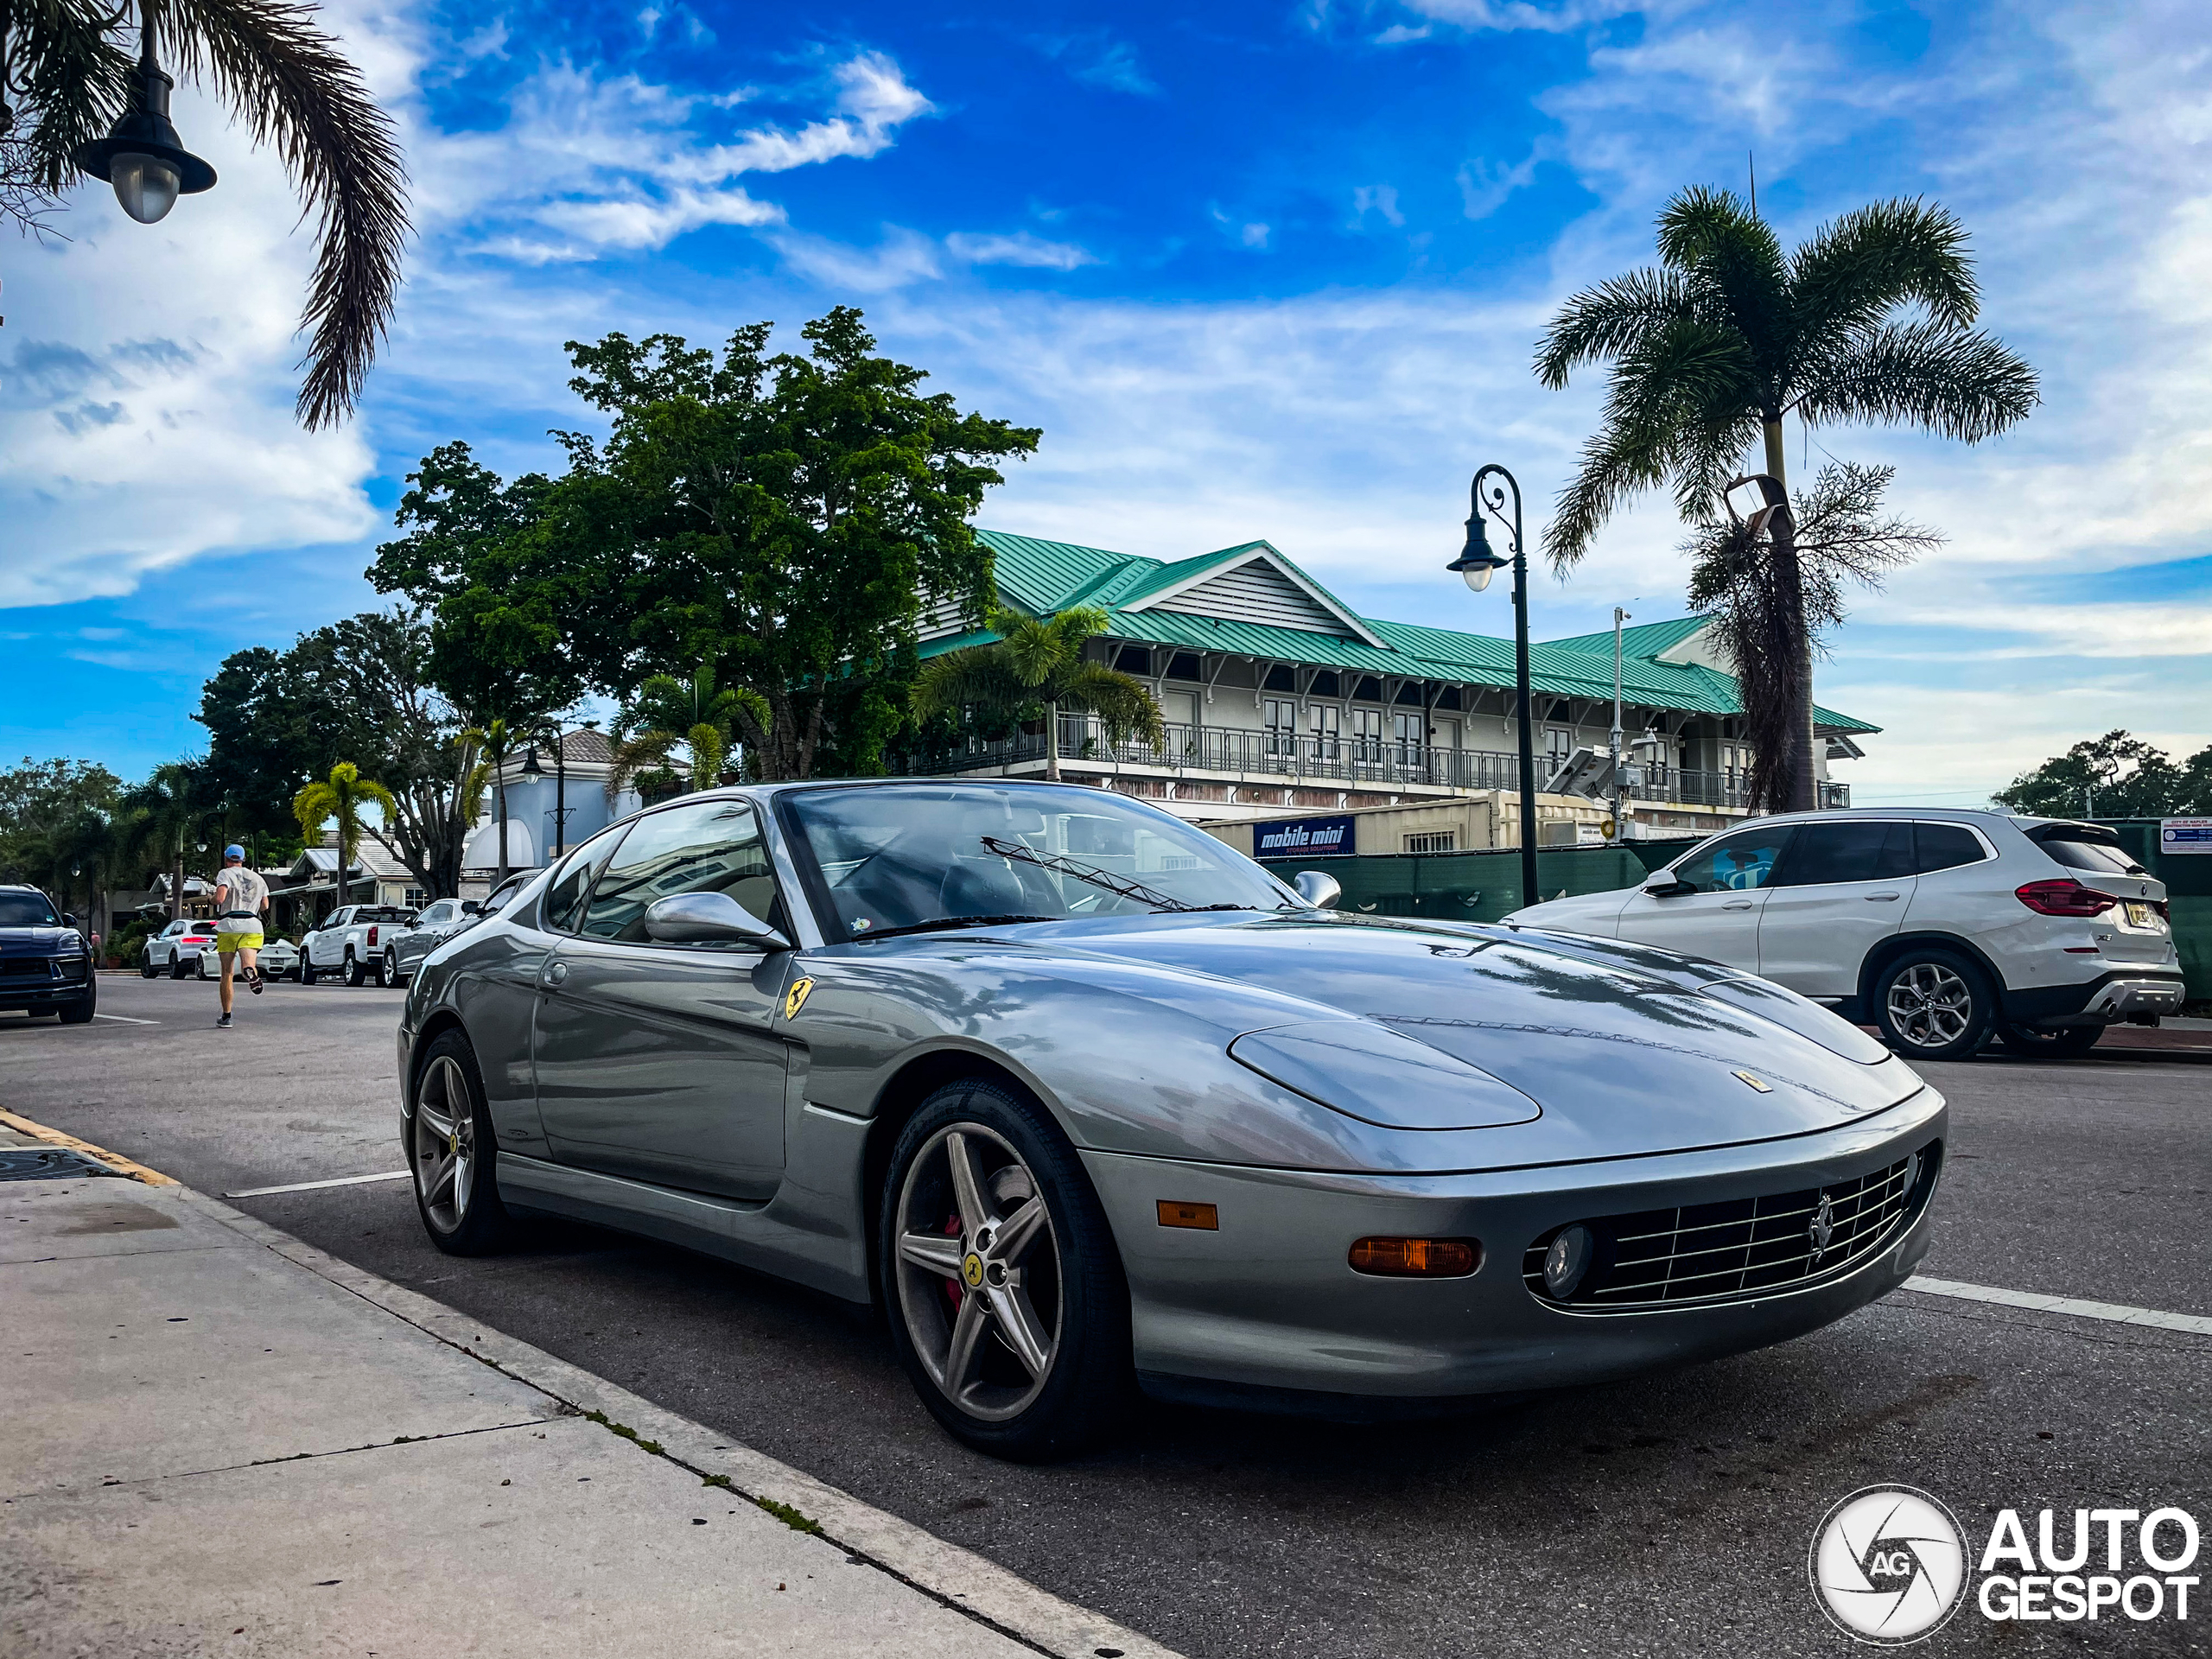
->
[2125, 901, 2155, 928]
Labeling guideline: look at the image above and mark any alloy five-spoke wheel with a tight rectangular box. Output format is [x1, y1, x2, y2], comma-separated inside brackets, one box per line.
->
[893, 1123, 1063, 1422]
[1874, 948, 1994, 1061]
[408, 1031, 511, 1255]
[880, 1079, 1131, 1460]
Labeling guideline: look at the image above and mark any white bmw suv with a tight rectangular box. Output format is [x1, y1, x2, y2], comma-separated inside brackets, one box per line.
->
[1505, 809, 2185, 1061]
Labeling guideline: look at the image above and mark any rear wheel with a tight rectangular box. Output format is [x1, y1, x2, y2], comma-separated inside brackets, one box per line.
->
[1874, 948, 1996, 1062]
[1997, 1020, 2104, 1058]
[879, 1077, 1132, 1461]
[409, 1030, 512, 1255]
[345, 950, 365, 988]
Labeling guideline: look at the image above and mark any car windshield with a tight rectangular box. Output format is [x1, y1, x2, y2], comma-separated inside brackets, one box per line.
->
[0, 892, 59, 926]
[785, 783, 1299, 942]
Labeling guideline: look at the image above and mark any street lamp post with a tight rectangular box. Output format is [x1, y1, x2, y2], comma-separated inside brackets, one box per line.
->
[1446, 464, 1540, 910]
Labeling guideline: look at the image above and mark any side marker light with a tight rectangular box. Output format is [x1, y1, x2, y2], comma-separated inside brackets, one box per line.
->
[1157, 1200, 1218, 1230]
[1349, 1236, 1480, 1277]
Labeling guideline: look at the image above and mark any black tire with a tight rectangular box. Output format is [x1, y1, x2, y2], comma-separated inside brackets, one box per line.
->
[195, 951, 212, 981]
[1873, 947, 1997, 1061]
[57, 980, 97, 1025]
[878, 1077, 1132, 1461]
[407, 1028, 513, 1255]
[1997, 1020, 2104, 1058]
[168, 956, 188, 981]
[301, 952, 318, 985]
[345, 950, 365, 988]
[140, 953, 158, 979]
[375, 949, 394, 988]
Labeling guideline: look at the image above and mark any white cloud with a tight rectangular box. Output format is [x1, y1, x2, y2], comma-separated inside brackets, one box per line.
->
[1457, 150, 1542, 219]
[945, 232, 1099, 270]
[1351, 184, 1406, 227]
[1393, 0, 1649, 34]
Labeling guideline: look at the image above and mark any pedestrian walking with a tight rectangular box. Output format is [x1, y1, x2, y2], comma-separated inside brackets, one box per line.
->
[212, 845, 270, 1028]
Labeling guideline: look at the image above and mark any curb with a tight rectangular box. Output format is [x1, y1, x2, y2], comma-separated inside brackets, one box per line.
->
[3, 1109, 1180, 1659]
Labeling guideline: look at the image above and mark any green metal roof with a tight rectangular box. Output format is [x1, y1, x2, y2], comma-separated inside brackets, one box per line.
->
[948, 529, 1879, 734]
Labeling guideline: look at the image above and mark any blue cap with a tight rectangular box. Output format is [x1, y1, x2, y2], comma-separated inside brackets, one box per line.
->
[225, 843, 245, 861]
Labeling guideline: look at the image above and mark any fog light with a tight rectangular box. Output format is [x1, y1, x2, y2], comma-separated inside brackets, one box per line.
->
[1542, 1225, 1593, 1299]
[1348, 1236, 1479, 1277]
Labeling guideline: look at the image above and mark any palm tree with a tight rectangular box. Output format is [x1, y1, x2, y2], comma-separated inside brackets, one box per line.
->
[121, 760, 213, 920]
[461, 721, 522, 883]
[1535, 188, 2037, 811]
[607, 667, 766, 800]
[3, 0, 409, 427]
[293, 761, 397, 906]
[912, 607, 1164, 783]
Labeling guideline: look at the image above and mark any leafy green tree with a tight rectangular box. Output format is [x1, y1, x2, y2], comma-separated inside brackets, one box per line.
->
[2, 0, 407, 426]
[372, 308, 1039, 779]
[293, 762, 397, 904]
[607, 666, 764, 799]
[911, 607, 1163, 783]
[1996, 731, 2212, 818]
[1536, 188, 2038, 811]
[0, 757, 126, 930]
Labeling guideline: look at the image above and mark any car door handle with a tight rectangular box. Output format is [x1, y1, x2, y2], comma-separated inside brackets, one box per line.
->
[1721, 899, 1754, 911]
[543, 961, 569, 988]
[1864, 893, 1902, 901]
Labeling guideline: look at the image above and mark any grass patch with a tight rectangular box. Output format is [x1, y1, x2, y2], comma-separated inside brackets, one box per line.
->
[580, 1408, 664, 1457]
[756, 1497, 824, 1536]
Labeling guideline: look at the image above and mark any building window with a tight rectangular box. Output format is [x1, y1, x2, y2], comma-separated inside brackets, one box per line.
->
[1393, 712, 1427, 764]
[1115, 645, 1153, 675]
[404, 887, 429, 906]
[1404, 832, 1455, 854]
[1351, 706, 1383, 762]
[1545, 728, 1573, 771]
[1307, 703, 1339, 760]
[1263, 663, 1297, 692]
[1434, 686, 1462, 711]
[1166, 652, 1203, 681]
[1353, 676, 1383, 702]
[1393, 682, 1425, 707]
[1309, 670, 1340, 698]
[1264, 698, 1299, 762]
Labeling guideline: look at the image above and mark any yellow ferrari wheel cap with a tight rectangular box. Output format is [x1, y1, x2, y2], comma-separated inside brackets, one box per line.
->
[962, 1253, 984, 1288]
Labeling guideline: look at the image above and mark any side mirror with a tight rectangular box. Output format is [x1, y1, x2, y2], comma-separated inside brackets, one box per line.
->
[461, 900, 481, 915]
[643, 891, 790, 950]
[1643, 872, 1694, 897]
[1292, 870, 1343, 910]
[63, 913, 78, 928]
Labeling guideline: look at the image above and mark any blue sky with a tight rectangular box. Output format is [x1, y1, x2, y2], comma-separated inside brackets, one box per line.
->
[4, 0, 2209, 804]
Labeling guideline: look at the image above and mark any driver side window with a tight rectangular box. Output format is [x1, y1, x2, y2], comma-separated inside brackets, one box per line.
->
[579, 800, 783, 945]
[1669, 826, 1797, 893]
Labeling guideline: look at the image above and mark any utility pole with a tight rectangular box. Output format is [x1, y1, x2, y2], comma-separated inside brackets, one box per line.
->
[1611, 607, 1630, 845]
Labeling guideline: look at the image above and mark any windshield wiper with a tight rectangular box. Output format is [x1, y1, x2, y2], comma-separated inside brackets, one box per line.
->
[979, 836, 1211, 913]
[850, 913, 1062, 943]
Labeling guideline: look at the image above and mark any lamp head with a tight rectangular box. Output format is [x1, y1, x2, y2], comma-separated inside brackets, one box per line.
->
[70, 56, 217, 224]
[520, 745, 544, 778]
[1446, 512, 1509, 594]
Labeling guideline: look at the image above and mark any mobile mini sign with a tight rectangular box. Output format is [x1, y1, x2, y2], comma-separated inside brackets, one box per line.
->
[1253, 814, 1356, 858]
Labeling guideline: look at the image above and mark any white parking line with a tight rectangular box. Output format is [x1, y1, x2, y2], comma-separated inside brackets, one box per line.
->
[226, 1170, 413, 1198]
[1905, 1274, 2212, 1335]
[92, 1013, 160, 1026]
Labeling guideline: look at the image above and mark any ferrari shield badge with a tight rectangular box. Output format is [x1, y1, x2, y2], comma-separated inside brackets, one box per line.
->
[783, 977, 816, 1020]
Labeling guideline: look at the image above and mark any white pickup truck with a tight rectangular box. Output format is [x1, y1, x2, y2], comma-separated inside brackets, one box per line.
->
[300, 904, 417, 987]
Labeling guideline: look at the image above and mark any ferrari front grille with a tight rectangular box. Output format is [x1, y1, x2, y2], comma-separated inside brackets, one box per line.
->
[1524, 1145, 1937, 1313]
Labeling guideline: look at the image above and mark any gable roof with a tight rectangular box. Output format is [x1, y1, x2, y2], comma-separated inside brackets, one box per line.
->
[950, 530, 1878, 734]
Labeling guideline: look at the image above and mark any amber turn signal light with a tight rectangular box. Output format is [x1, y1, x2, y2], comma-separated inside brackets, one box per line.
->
[1157, 1200, 1219, 1230]
[1348, 1236, 1479, 1277]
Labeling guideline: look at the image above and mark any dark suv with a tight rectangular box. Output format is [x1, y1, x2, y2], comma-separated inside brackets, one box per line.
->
[0, 885, 98, 1025]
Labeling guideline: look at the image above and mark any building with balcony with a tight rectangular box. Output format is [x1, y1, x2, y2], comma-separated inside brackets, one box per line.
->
[900, 531, 1875, 846]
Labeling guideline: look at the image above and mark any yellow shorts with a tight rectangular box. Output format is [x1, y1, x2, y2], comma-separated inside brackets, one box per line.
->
[216, 931, 264, 952]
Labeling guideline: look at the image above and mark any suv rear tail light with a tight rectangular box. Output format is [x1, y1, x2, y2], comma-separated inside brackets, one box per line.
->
[2014, 879, 2118, 918]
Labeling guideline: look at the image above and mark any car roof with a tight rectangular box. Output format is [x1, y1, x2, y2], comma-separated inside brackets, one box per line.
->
[1735, 806, 2043, 828]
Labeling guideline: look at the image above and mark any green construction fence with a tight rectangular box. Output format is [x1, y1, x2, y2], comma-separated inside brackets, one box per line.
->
[1264, 819, 2209, 1001]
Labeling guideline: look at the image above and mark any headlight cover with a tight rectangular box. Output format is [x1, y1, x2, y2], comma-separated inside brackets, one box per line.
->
[1229, 1020, 1542, 1131]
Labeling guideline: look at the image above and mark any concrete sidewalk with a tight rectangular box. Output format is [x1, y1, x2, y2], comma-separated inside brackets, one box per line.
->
[0, 1125, 1174, 1659]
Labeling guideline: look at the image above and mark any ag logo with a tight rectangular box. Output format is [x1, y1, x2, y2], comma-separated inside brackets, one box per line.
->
[783, 976, 815, 1020]
[1810, 1484, 1967, 1643]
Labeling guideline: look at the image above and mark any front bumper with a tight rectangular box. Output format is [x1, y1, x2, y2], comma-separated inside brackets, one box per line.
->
[2005, 969, 2188, 1027]
[0, 965, 93, 1011]
[1083, 1086, 1947, 1402]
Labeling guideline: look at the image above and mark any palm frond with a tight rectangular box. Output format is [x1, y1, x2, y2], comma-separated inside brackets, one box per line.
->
[1532, 267, 1691, 390]
[5, 0, 136, 194]
[1793, 319, 2039, 441]
[1057, 662, 1164, 746]
[1789, 197, 1979, 346]
[1654, 187, 1791, 378]
[910, 645, 1020, 721]
[165, 0, 410, 427]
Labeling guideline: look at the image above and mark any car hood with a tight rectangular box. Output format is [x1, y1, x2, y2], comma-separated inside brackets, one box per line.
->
[0, 925, 77, 953]
[944, 910, 1922, 1165]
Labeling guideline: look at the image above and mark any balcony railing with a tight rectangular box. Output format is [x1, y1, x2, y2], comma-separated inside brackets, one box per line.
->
[890, 719, 1845, 811]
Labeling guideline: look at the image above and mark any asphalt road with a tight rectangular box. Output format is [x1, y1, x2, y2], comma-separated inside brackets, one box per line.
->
[7, 974, 2209, 1658]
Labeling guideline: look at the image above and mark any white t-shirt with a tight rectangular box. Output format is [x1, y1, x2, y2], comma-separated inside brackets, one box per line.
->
[215, 867, 270, 921]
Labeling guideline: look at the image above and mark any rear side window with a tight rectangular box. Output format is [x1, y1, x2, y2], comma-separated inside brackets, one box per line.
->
[1773, 820, 1913, 887]
[543, 830, 626, 934]
[2031, 830, 2145, 877]
[1913, 824, 1988, 874]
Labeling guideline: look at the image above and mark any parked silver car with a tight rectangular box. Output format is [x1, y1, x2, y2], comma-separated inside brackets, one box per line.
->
[385, 897, 480, 983]
[399, 780, 1947, 1459]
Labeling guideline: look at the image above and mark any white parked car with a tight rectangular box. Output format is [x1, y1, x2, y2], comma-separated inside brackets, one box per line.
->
[301, 905, 417, 987]
[142, 918, 222, 978]
[1505, 809, 2185, 1061]
[196, 937, 298, 981]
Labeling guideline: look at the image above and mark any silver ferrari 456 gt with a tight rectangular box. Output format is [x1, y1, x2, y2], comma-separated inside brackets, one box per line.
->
[398, 779, 1946, 1459]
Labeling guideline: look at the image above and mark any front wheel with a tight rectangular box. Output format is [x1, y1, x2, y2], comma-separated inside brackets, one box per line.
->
[168, 956, 188, 980]
[301, 952, 318, 985]
[140, 953, 158, 979]
[57, 981, 97, 1025]
[408, 1030, 513, 1255]
[376, 949, 395, 988]
[1998, 1020, 2104, 1058]
[880, 1078, 1132, 1461]
[1874, 948, 1997, 1061]
[195, 952, 213, 981]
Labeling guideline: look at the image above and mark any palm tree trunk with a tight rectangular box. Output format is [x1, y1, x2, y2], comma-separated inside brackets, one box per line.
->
[1762, 419, 1818, 815]
[496, 778, 511, 883]
[1043, 698, 1061, 782]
